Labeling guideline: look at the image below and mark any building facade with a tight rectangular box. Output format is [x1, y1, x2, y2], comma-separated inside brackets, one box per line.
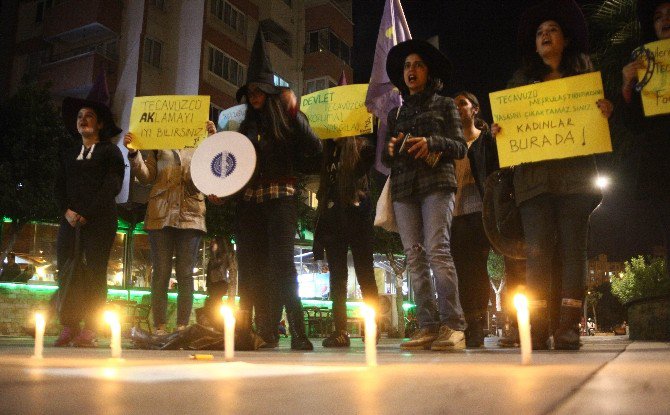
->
[587, 254, 625, 289]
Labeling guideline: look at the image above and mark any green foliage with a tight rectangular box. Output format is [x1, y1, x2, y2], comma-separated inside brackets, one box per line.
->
[611, 256, 669, 304]
[0, 82, 75, 226]
[487, 250, 505, 282]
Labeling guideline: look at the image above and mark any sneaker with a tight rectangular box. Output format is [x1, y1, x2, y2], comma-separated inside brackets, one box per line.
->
[498, 326, 520, 348]
[154, 329, 169, 336]
[54, 326, 77, 347]
[400, 327, 438, 350]
[322, 330, 350, 348]
[72, 328, 97, 348]
[430, 326, 465, 351]
[465, 318, 485, 348]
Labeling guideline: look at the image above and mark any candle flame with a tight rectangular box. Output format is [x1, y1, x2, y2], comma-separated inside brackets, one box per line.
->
[361, 304, 376, 320]
[35, 312, 45, 325]
[104, 310, 120, 325]
[514, 293, 528, 311]
[220, 305, 235, 321]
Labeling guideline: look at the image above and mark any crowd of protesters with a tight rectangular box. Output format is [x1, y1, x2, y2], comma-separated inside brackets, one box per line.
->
[34, 0, 668, 352]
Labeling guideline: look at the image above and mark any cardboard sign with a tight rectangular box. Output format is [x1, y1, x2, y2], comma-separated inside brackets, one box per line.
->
[300, 84, 373, 139]
[638, 38, 670, 117]
[489, 72, 612, 167]
[218, 104, 247, 131]
[128, 95, 210, 149]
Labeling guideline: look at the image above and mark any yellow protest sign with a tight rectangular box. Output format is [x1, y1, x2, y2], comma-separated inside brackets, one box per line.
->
[300, 84, 373, 139]
[128, 95, 210, 149]
[637, 38, 670, 117]
[489, 72, 612, 168]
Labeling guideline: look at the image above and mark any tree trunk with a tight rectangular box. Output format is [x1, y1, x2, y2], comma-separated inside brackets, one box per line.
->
[490, 277, 505, 312]
[394, 272, 405, 338]
[592, 304, 598, 330]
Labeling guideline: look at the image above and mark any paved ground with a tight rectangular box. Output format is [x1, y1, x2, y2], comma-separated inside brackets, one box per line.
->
[0, 334, 668, 414]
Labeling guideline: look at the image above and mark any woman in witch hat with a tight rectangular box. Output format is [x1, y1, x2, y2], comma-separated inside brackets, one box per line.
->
[382, 39, 468, 351]
[235, 29, 322, 350]
[491, 0, 613, 350]
[620, 0, 670, 279]
[54, 72, 125, 347]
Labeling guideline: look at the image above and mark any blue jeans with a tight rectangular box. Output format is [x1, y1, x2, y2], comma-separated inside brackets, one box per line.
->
[519, 193, 599, 304]
[393, 190, 465, 331]
[148, 227, 203, 327]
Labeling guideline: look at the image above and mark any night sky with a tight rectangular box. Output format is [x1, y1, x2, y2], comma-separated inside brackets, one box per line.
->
[352, 0, 664, 261]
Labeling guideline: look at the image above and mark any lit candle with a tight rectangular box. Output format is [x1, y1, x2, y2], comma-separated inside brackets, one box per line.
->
[34, 312, 45, 359]
[104, 311, 122, 359]
[362, 304, 377, 367]
[514, 293, 532, 365]
[221, 305, 235, 361]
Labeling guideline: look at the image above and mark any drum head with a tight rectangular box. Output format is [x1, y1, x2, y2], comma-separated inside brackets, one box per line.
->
[190, 131, 256, 197]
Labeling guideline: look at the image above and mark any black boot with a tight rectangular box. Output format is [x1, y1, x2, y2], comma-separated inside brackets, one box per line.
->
[554, 300, 583, 350]
[287, 306, 313, 351]
[530, 302, 550, 350]
[465, 312, 485, 348]
[235, 310, 266, 351]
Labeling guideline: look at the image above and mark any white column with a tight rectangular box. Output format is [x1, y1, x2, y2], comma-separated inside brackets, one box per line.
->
[174, 0, 205, 95]
[112, 0, 146, 204]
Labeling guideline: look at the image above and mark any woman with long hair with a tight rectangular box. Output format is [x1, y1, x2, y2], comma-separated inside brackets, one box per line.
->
[492, 0, 613, 350]
[451, 91, 497, 348]
[234, 29, 322, 350]
[313, 135, 379, 347]
[383, 39, 468, 351]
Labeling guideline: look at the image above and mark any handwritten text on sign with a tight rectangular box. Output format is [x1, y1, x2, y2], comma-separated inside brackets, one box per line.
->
[128, 95, 210, 149]
[638, 38, 670, 117]
[489, 72, 612, 167]
[300, 84, 373, 139]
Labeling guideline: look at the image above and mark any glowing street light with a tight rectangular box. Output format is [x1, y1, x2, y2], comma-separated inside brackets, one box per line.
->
[595, 175, 610, 189]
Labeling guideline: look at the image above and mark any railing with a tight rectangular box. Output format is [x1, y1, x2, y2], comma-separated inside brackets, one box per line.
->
[43, 41, 118, 65]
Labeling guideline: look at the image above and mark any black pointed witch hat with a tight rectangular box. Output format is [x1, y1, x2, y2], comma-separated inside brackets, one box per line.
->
[62, 70, 122, 141]
[236, 28, 280, 102]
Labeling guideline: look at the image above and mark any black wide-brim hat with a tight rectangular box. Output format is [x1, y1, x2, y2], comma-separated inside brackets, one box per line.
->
[385, 39, 452, 91]
[517, 0, 589, 56]
[638, 0, 667, 43]
[62, 97, 122, 140]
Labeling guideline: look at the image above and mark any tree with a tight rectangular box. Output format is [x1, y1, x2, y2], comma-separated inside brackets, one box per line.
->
[0, 81, 75, 261]
[487, 250, 505, 312]
[611, 256, 669, 305]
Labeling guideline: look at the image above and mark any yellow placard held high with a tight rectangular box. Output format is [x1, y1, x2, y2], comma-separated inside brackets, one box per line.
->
[128, 95, 210, 149]
[637, 38, 670, 117]
[300, 84, 373, 139]
[489, 72, 612, 168]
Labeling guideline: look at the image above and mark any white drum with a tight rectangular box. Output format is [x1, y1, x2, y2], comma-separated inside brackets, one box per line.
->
[190, 131, 256, 197]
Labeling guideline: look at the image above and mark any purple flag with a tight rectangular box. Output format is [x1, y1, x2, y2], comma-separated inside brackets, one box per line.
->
[365, 0, 411, 175]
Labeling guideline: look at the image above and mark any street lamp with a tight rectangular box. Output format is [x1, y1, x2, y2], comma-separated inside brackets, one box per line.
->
[595, 175, 610, 189]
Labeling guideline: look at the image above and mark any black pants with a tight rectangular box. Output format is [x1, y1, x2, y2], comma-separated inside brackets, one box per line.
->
[56, 216, 117, 330]
[321, 204, 379, 332]
[236, 197, 303, 338]
[452, 212, 490, 316]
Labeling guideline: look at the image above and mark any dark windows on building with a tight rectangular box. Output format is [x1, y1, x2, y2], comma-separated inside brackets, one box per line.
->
[144, 37, 162, 68]
[211, 0, 247, 35]
[306, 29, 351, 65]
[261, 19, 292, 56]
[208, 45, 245, 87]
[305, 76, 336, 94]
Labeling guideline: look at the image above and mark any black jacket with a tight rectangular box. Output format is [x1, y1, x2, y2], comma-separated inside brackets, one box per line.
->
[239, 111, 322, 182]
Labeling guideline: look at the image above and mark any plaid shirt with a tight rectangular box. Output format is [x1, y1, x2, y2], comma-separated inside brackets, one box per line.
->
[382, 91, 467, 201]
[243, 182, 295, 203]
